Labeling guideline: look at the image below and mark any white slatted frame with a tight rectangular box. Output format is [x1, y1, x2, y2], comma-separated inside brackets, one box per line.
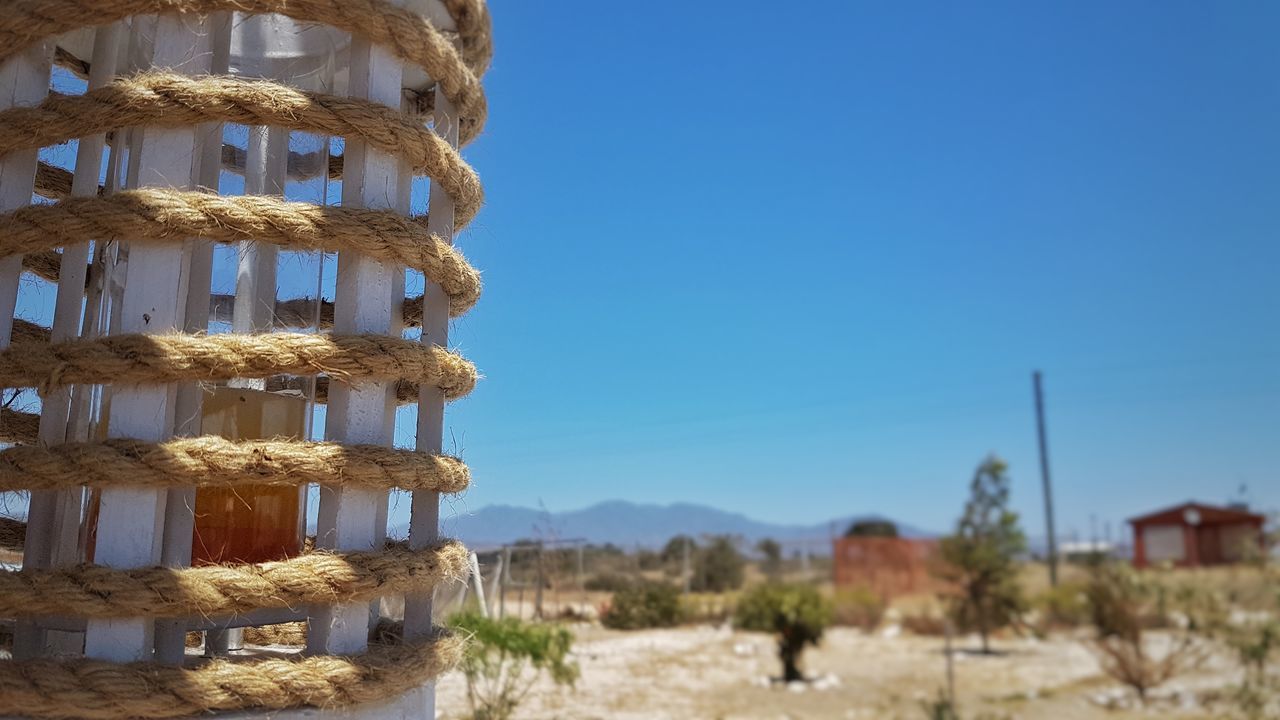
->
[14, 23, 121, 661]
[155, 12, 233, 664]
[83, 15, 211, 662]
[405, 89, 458, 640]
[307, 32, 406, 657]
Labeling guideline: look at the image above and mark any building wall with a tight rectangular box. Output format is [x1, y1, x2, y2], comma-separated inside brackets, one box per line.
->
[832, 537, 938, 598]
[1218, 523, 1261, 562]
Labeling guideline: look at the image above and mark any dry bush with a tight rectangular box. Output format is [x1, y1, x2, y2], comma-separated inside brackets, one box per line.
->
[1092, 633, 1205, 703]
[680, 591, 736, 625]
[1029, 580, 1091, 632]
[600, 580, 683, 630]
[832, 586, 887, 632]
[1086, 563, 1212, 703]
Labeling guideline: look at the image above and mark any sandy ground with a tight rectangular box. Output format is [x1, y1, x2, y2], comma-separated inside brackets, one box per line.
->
[433, 624, 1250, 720]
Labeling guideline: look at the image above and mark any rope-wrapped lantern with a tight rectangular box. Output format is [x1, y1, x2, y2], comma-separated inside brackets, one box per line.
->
[0, 0, 490, 716]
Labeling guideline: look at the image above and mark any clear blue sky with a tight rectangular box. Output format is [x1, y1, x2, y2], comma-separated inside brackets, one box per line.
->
[443, 0, 1280, 536]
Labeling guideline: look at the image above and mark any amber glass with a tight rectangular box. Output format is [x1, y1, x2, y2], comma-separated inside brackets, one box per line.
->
[84, 386, 308, 564]
[191, 386, 308, 566]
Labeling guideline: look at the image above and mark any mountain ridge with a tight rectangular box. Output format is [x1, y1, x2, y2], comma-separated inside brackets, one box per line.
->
[426, 500, 935, 550]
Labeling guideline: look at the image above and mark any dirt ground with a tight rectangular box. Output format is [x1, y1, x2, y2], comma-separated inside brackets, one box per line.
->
[433, 624, 1250, 720]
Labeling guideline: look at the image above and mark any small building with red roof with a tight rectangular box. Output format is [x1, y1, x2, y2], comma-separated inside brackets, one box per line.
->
[1128, 501, 1265, 568]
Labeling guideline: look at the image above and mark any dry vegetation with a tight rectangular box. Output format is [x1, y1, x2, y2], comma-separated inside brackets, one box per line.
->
[435, 562, 1278, 720]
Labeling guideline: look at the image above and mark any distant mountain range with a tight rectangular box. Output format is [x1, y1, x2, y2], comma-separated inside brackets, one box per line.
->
[421, 500, 934, 551]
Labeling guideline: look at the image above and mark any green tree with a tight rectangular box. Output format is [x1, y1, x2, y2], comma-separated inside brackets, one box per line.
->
[735, 583, 833, 682]
[757, 537, 783, 580]
[933, 455, 1027, 654]
[693, 535, 745, 592]
[845, 519, 899, 538]
[449, 612, 579, 720]
[660, 534, 697, 564]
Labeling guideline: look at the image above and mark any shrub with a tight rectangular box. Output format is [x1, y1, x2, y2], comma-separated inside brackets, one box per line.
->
[832, 586, 887, 632]
[1031, 581, 1090, 630]
[679, 592, 736, 625]
[1085, 563, 1209, 703]
[735, 582, 833, 682]
[1222, 619, 1280, 720]
[449, 611, 578, 720]
[601, 580, 683, 629]
[583, 572, 634, 593]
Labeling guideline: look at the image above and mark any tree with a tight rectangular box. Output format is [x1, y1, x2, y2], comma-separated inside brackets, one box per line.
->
[844, 519, 899, 538]
[660, 534, 697, 564]
[933, 455, 1027, 653]
[449, 612, 579, 720]
[757, 537, 783, 580]
[735, 583, 833, 682]
[693, 535, 745, 592]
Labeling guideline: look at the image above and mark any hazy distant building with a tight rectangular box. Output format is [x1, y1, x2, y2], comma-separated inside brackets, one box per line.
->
[832, 536, 938, 597]
[1128, 501, 1265, 568]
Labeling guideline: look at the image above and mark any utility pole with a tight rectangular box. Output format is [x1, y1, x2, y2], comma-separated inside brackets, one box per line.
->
[681, 538, 691, 594]
[1033, 370, 1059, 586]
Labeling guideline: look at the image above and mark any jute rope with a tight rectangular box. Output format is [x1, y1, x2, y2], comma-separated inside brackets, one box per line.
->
[0, 516, 25, 552]
[0, 436, 469, 493]
[2, 189, 481, 316]
[0, 0, 490, 144]
[0, 0, 491, 713]
[0, 541, 469, 619]
[10, 318, 50, 346]
[0, 332, 478, 400]
[0, 408, 39, 445]
[19, 251, 64, 285]
[0, 73, 482, 227]
[241, 621, 309, 646]
[0, 631, 466, 720]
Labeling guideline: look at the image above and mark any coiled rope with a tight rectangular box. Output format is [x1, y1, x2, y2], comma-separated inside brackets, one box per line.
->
[0, 0, 491, 716]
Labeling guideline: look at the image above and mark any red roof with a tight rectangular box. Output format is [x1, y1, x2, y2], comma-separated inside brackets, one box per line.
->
[1127, 501, 1264, 526]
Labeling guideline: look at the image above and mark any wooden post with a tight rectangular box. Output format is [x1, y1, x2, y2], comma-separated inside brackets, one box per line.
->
[470, 552, 488, 618]
[487, 553, 503, 618]
[1033, 370, 1059, 586]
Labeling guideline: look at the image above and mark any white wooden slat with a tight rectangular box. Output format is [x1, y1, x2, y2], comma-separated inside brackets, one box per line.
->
[307, 32, 406, 657]
[1, 36, 54, 666]
[404, 88, 458, 639]
[0, 43, 49, 349]
[82, 15, 211, 663]
[154, 12, 234, 664]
